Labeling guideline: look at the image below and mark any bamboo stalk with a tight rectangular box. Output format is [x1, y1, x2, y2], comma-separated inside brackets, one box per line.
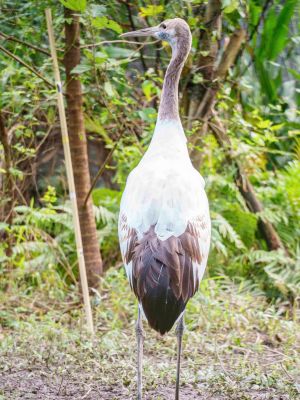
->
[45, 8, 94, 334]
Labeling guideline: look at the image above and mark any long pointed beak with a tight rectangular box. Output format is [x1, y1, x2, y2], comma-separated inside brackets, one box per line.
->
[120, 26, 159, 38]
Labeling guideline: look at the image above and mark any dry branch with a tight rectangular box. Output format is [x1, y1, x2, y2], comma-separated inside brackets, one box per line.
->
[0, 31, 51, 56]
[215, 29, 247, 80]
[0, 44, 54, 88]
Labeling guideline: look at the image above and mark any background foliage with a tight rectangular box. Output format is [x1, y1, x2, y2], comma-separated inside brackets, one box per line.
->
[0, 1, 300, 398]
[0, 1, 299, 304]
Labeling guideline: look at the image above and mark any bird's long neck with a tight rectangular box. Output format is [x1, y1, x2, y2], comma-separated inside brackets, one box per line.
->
[158, 37, 190, 122]
[146, 34, 192, 157]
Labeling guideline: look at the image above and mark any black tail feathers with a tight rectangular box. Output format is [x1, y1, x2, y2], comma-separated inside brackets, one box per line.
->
[140, 265, 185, 335]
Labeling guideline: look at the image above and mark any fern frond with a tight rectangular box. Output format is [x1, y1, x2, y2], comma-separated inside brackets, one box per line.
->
[211, 212, 246, 250]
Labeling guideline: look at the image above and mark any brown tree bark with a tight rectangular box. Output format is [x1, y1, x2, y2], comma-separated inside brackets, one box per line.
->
[64, 8, 102, 287]
[0, 109, 14, 263]
[0, 109, 14, 224]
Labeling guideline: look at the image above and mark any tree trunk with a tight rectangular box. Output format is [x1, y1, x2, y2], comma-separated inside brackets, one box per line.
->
[0, 109, 14, 224]
[0, 109, 14, 263]
[64, 8, 102, 287]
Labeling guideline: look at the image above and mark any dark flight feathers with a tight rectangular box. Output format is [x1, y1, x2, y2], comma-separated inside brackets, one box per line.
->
[123, 219, 202, 335]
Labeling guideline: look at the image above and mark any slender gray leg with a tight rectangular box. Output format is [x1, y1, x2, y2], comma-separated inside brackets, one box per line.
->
[136, 305, 144, 400]
[175, 314, 185, 400]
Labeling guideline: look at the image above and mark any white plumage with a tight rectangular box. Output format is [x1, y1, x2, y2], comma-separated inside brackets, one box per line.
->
[119, 119, 211, 298]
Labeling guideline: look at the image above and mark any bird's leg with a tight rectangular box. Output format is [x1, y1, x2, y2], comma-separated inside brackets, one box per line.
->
[136, 304, 144, 400]
[175, 313, 185, 400]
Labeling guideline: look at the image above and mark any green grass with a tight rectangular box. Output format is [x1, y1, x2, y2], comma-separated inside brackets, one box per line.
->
[0, 268, 299, 399]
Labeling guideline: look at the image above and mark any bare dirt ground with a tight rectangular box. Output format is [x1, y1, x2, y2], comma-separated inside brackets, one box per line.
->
[1, 329, 298, 400]
[0, 369, 293, 400]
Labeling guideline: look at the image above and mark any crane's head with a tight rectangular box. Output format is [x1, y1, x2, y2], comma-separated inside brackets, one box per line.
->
[120, 18, 191, 50]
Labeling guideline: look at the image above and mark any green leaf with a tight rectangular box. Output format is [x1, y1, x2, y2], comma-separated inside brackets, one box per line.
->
[288, 68, 300, 80]
[105, 47, 134, 59]
[268, 0, 298, 60]
[256, 119, 272, 129]
[90, 4, 106, 17]
[138, 107, 157, 123]
[9, 167, 23, 179]
[0, 222, 9, 231]
[199, 50, 210, 57]
[92, 188, 121, 208]
[255, 60, 278, 103]
[92, 17, 122, 34]
[59, 0, 86, 12]
[222, 0, 238, 14]
[257, 1, 298, 62]
[104, 81, 115, 97]
[71, 64, 92, 74]
[142, 80, 155, 101]
[139, 5, 164, 17]
[249, 1, 262, 28]
[192, 73, 203, 84]
[84, 50, 108, 64]
[270, 123, 284, 131]
[84, 116, 106, 137]
[223, 205, 257, 248]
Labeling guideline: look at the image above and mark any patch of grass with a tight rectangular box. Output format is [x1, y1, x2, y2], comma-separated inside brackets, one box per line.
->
[0, 269, 299, 399]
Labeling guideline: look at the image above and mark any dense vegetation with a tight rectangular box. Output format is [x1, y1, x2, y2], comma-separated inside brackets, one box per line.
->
[1, 0, 299, 300]
[0, 1, 299, 398]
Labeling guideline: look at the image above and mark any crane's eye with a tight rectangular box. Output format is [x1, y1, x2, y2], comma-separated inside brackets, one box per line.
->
[160, 23, 167, 29]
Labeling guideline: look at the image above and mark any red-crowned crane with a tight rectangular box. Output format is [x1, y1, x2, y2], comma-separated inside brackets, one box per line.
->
[118, 18, 211, 400]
